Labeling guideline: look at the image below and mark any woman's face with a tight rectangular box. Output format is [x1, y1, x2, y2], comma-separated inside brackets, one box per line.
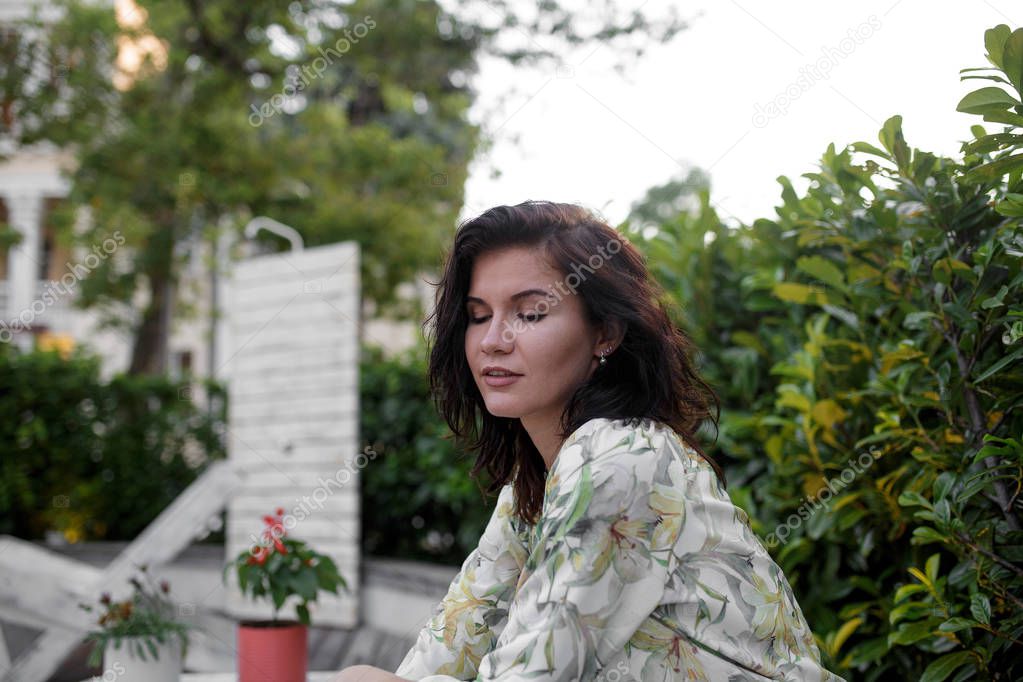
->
[464, 245, 609, 422]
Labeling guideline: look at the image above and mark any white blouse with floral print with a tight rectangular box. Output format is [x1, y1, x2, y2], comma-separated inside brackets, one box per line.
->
[394, 416, 846, 681]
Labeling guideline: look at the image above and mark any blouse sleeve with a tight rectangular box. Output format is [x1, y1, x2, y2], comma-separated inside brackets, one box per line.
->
[413, 419, 683, 682]
[394, 483, 529, 680]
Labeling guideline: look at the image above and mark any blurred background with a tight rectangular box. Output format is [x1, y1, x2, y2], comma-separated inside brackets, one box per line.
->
[0, 0, 1021, 680]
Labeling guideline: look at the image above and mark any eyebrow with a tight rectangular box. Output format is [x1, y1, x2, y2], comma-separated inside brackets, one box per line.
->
[465, 288, 549, 305]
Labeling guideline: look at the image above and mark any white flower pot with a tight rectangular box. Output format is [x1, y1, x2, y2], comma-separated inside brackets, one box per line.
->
[102, 635, 182, 682]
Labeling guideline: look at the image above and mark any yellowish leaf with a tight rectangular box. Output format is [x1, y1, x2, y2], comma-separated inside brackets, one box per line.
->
[881, 346, 926, 374]
[803, 472, 827, 498]
[832, 492, 863, 511]
[812, 399, 848, 428]
[765, 434, 784, 465]
[848, 262, 881, 284]
[773, 281, 828, 305]
[778, 390, 812, 412]
[829, 617, 863, 658]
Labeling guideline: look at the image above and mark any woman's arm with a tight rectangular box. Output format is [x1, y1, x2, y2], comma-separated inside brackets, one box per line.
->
[393, 483, 529, 680]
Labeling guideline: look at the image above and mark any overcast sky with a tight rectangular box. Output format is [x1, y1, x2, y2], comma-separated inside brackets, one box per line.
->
[456, 0, 1018, 228]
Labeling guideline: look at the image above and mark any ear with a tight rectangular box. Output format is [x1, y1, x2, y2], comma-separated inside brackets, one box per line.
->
[593, 318, 626, 355]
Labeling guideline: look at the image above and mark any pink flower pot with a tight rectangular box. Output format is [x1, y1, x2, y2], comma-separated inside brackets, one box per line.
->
[237, 619, 307, 682]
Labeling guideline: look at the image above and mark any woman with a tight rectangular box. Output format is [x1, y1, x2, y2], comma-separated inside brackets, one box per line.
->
[338, 201, 844, 681]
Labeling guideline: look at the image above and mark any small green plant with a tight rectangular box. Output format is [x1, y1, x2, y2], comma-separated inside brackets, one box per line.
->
[224, 508, 348, 625]
[78, 565, 193, 667]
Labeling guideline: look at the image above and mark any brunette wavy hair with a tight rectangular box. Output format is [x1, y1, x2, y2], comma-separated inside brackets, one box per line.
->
[422, 200, 723, 525]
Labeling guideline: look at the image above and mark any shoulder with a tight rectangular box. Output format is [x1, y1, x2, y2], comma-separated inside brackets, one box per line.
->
[539, 417, 699, 554]
[487, 482, 531, 542]
[548, 416, 705, 488]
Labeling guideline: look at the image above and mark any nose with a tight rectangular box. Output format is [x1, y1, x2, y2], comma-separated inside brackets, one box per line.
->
[479, 314, 513, 355]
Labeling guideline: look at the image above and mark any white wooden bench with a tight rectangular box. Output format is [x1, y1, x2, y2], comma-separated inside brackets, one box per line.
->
[0, 459, 247, 682]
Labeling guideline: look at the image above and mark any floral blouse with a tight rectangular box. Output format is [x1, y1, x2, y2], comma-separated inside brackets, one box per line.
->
[394, 416, 845, 681]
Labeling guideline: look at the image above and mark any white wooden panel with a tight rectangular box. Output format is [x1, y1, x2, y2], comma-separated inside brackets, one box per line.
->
[229, 491, 360, 516]
[231, 467, 364, 488]
[225, 539, 360, 567]
[231, 244, 358, 283]
[227, 343, 359, 374]
[228, 491, 358, 518]
[230, 403, 353, 428]
[224, 528, 362, 559]
[228, 298, 360, 336]
[225, 343, 359, 376]
[231, 367, 355, 401]
[227, 452, 352, 473]
[227, 447, 359, 470]
[226, 526, 360, 552]
[227, 537, 360, 561]
[227, 447, 370, 467]
[232, 453, 364, 470]
[225, 241, 360, 628]
[229, 278, 357, 310]
[230, 395, 356, 416]
[269, 430, 360, 449]
[226, 424, 359, 446]
[231, 247, 358, 281]
[226, 428, 361, 459]
[224, 328, 352, 360]
[228, 280, 358, 307]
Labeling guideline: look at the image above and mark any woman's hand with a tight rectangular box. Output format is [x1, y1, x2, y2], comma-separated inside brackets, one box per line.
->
[333, 664, 413, 682]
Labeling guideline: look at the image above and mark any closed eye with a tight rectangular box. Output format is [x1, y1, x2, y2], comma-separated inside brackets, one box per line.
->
[468, 313, 546, 324]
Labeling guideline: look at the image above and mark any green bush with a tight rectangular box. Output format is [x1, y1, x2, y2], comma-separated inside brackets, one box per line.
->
[359, 342, 494, 565]
[0, 343, 226, 541]
[628, 25, 1023, 681]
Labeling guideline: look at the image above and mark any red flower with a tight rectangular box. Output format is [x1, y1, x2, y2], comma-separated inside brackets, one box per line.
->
[262, 509, 287, 537]
[254, 508, 289, 558]
[248, 546, 269, 565]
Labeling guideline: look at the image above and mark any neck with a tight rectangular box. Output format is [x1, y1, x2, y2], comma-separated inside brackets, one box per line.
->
[519, 411, 565, 471]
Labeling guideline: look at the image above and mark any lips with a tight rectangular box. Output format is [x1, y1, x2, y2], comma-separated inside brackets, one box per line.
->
[483, 373, 521, 387]
[481, 366, 522, 377]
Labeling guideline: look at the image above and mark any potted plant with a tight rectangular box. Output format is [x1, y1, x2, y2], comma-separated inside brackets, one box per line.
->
[78, 565, 193, 682]
[224, 507, 348, 682]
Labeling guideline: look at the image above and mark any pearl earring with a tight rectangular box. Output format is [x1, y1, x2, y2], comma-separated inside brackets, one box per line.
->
[598, 347, 611, 366]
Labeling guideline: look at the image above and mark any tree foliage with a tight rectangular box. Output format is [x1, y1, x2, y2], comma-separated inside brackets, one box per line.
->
[626, 26, 1023, 680]
[0, 0, 686, 373]
[358, 342, 492, 565]
[0, 343, 226, 542]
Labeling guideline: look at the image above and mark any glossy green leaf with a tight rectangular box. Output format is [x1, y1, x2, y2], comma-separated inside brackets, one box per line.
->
[985, 25, 1011, 69]
[921, 651, 976, 682]
[956, 86, 1019, 114]
[1003, 27, 1023, 95]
